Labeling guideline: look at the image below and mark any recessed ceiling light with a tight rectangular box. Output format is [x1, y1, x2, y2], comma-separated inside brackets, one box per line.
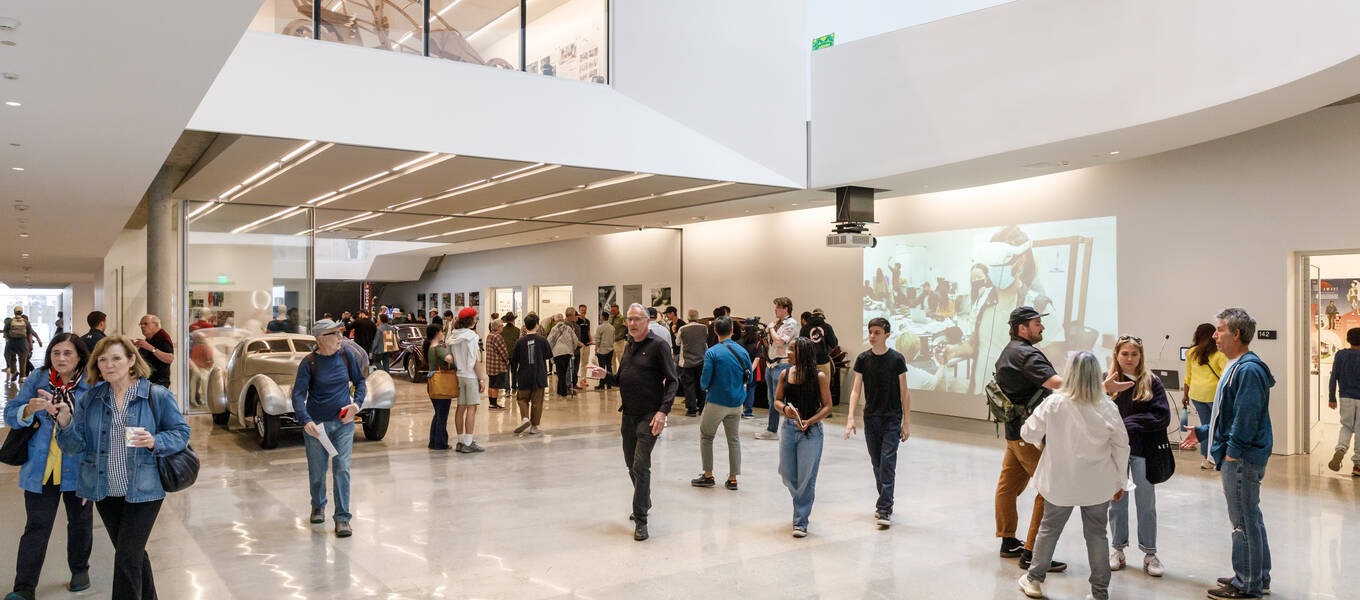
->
[21, 253, 29, 259]
[18, 232, 28, 238]
[790, 203, 798, 206]
[4, 101, 19, 107]
[10, 167, 23, 171]
[1108, 151, 1120, 155]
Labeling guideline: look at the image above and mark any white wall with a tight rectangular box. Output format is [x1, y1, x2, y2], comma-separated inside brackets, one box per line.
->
[100, 228, 148, 337]
[190, 32, 800, 187]
[379, 228, 682, 336]
[806, 0, 1015, 45]
[811, 0, 1360, 188]
[613, 0, 808, 185]
[63, 282, 94, 337]
[684, 103, 1360, 455]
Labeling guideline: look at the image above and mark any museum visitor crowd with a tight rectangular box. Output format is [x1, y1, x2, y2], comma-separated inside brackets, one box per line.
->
[0, 291, 1308, 599]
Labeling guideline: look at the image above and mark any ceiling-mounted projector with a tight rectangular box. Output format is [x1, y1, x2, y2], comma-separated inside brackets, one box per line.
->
[826, 186, 877, 248]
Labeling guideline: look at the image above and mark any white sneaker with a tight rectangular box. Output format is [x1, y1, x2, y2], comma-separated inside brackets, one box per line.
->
[1017, 574, 1043, 598]
[754, 430, 778, 440]
[1143, 553, 1163, 577]
[1109, 548, 1125, 571]
[529, 426, 542, 435]
[1200, 458, 1214, 470]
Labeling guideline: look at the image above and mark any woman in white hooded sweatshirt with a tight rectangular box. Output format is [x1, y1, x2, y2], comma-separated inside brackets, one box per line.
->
[1018, 351, 1132, 600]
[447, 307, 486, 453]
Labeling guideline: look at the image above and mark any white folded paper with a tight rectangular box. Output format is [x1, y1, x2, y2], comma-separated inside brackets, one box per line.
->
[310, 428, 339, 458]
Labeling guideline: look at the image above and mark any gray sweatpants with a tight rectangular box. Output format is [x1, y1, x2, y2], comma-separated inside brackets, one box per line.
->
[1027, 499, 1112, 600]
[700, 404, 742, 476]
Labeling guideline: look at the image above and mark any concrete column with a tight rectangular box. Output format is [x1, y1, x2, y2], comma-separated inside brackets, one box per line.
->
[145, 165, 179, 336]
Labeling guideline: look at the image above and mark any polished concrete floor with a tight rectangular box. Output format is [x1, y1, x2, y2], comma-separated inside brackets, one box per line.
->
[0, 374, 1355, 599]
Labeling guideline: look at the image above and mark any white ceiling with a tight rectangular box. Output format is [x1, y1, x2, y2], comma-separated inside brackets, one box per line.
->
[176, 133, 792, 247]
[0, 0, 262, 289]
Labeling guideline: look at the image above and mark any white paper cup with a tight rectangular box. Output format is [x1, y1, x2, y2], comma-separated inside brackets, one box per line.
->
[126, 426, 146, 447]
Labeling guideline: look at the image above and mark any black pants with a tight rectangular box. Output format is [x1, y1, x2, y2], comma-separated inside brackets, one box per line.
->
[14, 484, 93, 595]
[94, 497, 162, 600]
[864, 415, 902, 515]
[680, 365, 706, 414]
[5, 340, 29, 378]
[553, 355, 573, 396]
[571, 348, 583, 388]
[620, 414, 659, 524]
[596, 352, 613, 387]
[428, 398, 452, 449]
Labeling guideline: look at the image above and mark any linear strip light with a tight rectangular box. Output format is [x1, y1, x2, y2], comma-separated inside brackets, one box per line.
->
[241, 162, 280, 186]
[228, 142, 333, 203]
[299, 211, 380, 236]
[435, 0, 466, 19]
[416, 221, 512, 241]
[471, 172, 653, 217]
[280, 140, 318, 162]
[309, 154, 453, 209]
[213, 140, 329, 203]
[338, 171, 391, 192]
[361, 216, 453, 239]
[217, 184, 243, 200]
[467, 6, 519, 40]
[546, 182, 736, 218]
[394, 163, 558, 213]
[393, 152, 441, 171]
[187, 202, 223, 221]
[306, 191, 338, 206]
[230, 206, 306, 235]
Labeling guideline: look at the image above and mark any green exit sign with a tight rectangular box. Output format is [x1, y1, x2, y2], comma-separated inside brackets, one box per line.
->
[812, 33, 835, 51]
[215, 275, 230, 285]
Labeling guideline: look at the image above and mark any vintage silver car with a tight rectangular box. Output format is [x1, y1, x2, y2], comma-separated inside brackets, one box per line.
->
[203, 333, 395, 449]
[187, 326, 253, 412]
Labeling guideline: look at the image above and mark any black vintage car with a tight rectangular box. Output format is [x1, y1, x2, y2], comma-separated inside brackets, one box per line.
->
[391, 323, 431, 382]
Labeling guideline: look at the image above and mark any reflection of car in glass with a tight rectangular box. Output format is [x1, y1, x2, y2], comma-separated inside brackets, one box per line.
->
[188, 327, 253, 414]
[391, 323, 430, 383]
[204, 334, 396, 449]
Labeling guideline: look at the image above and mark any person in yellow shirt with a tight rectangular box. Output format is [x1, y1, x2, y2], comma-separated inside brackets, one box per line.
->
[1183, 323, 1228, 470]
[2, 333, 95, 598]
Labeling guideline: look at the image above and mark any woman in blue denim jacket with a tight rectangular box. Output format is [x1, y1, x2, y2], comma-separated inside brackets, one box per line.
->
[2, 333, 95, 600]
[53, 336, 190, 600]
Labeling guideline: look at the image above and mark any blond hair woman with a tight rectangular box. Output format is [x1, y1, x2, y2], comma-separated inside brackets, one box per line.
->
[53, 336, 191, 600]
[1018, 351, 1131, 600]
[1104, 336, 1171, 576]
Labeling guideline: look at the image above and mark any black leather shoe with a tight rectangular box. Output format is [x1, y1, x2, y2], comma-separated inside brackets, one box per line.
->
[634, 522, 649, 541]
[69, 570, 91, 592]
[1018, 549, 1067, 572]
[335, 521, 352, 538]
[1208, 583, 1263, 599]
[309, 507, 325, 524]
[691, 474, 715, 487]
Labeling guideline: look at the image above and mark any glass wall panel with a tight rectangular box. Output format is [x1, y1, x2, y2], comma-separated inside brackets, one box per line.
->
[250, 0, 317, 38]
[526, 0, 607, 83]
[429, 0, 521, 69]
[183, 202, 314, 414]
[316, 0, 424, 54]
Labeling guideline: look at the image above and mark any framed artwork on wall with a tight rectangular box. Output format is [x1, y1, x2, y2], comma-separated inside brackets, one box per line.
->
[469, 292, 480, 307]
[598, 285, 616, 319]
[455, 292, 465, 307]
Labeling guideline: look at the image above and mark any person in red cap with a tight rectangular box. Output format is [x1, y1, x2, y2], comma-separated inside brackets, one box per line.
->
[448, 307, 487, 453]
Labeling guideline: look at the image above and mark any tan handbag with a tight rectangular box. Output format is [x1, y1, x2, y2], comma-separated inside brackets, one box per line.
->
[427, 369, 460, 400]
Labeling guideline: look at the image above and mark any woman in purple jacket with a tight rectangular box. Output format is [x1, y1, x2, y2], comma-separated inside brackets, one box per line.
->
[1104, 336, 1171, 578]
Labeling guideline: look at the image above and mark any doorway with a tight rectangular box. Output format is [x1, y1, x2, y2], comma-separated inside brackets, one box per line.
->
[535, 285, 573, 320]
[1303, 252, 1360, 472]
[493, 287, 523, 319]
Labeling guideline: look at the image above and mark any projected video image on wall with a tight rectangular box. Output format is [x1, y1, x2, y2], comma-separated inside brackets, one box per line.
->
[863, 216, 1117, 400]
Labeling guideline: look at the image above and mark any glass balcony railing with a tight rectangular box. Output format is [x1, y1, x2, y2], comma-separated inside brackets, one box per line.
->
[249, 0, 608, 84]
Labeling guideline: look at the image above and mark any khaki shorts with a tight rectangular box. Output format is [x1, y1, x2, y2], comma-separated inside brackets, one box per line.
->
[457, 377, 481, 406]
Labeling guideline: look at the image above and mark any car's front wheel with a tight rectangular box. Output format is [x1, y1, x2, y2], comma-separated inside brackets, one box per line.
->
[362, 408, 390, 441]
[255, 399, 281, 449]
[212, 412, 230, 426]
[406, 357, 419, 381]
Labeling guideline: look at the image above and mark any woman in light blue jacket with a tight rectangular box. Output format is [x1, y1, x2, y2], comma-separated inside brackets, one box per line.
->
[53, 336, 190, 600]
[2, 333, 94, 600]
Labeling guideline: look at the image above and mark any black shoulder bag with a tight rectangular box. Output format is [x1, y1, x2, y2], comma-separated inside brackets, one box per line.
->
[722, 341, 752, 384]
[146, 388, 200, 492]
[0, 417, 40, 466]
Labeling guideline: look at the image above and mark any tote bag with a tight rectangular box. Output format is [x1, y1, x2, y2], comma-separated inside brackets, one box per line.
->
[1144, 429, 1176, 484]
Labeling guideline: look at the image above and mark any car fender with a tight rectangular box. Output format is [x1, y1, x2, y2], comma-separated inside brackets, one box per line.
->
[364, 369, 396, 410]
[244, 374, 293, 416]
[206, 367, 228, 415]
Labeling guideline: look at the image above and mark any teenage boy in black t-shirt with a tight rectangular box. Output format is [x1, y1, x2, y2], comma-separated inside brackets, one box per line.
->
[844, 316, 910, 529]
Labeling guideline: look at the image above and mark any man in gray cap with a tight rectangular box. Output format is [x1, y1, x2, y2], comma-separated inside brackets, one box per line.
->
[291, 319, 366, 537]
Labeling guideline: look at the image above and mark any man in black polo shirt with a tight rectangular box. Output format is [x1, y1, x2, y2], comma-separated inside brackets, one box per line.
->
[993, 306, 1066, 571]
[589, 303, 678, 542]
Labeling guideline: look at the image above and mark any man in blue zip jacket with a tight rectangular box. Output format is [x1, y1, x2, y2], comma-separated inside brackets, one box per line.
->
[1181, 308, 1273, 599]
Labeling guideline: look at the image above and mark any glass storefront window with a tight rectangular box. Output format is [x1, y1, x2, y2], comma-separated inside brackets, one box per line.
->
[250, 0, 318, 38]
[183, 202, 314, 414]
[316, 0, 425, 54]
[526, 0, 608, 83]
[427, 0, 521, 69]
[246, 1, 607, 83]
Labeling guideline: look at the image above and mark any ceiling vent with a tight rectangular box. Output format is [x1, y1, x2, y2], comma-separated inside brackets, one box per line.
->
[0, 17, 20, 31]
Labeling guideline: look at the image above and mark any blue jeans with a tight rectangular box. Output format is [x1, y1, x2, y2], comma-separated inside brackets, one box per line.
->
[304, 420, 355, 523]
[1221, 459, 1271, 594]
[765, 362, 792, 433]
[742, 382, 756, 416]
[778, 420, 823, 528]
[1109, 455, 1156, 552]
[374, 352, 390, 372]
[1191, 401, 1213, 457]
[864, 415, 902, 515]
